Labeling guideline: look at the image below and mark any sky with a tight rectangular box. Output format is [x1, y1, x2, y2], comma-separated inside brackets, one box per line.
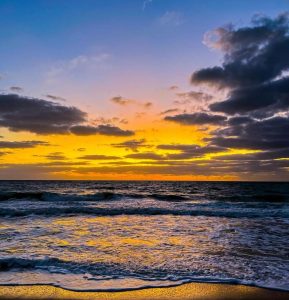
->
[1, 0, 289, 180]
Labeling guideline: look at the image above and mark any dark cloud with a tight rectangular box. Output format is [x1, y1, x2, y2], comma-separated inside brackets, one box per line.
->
[69, 125, 99, 135]
[77, 154, 121, 160]
[111, 139, 149, 152]
[192, 13, 289, 88]
[10, 86, 23, 92]
[110, 96, 134, 106]
[45, 94, 66, 102]
[125, 152, 165, 160]
[70, 124, 134, 136]
[215, 148, 289, 161]
[210, 77, 289, 116]
[0, 94, 86, 134]
[184, 13, 289, 178]
[227, 116, 254, 126]
[0, 140, 49, 148]
[0, 94, 134, 136]
[176, 91, 213, 102]
[43, 152, 67, 160]
[110, 96, 152, 109]
[159, 108, 180, 115]
[93, 124, 134, 136]
[164, 112, 227, 125]
[208, 116, 289, 150]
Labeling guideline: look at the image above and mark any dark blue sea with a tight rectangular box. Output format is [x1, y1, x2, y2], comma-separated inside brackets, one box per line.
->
[0, 181, 289, 291]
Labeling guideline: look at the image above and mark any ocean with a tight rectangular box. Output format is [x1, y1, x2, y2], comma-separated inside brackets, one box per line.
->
[0, 181, 289, 291]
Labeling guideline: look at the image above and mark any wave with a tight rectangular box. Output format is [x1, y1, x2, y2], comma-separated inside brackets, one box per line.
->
[0, 257, 288, 292]
[213, 194, 289, 202]
[1, 190, 288, 203]
[150, 194, 188, 202]
[1, 206, 288, 218]
[0, 257, 126, 278]
[0, 191, 191, 203]
[0, 191, 123, 202]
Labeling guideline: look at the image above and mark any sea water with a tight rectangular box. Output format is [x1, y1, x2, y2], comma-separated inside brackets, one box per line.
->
[0, 181, 288, 291]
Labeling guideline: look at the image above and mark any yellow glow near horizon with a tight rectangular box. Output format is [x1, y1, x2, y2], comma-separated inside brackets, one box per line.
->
[0, 107, 256, 180]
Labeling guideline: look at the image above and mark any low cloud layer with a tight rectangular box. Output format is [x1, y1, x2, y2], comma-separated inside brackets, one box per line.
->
[0, 94, 86, 134]
[111, 139, 150, 152]
[0, 94, 134, 137]
[77, 154, 121, 160]
[165, 112, 227, 125]
[70, 124, 134, 136]
[0, 140, 49, 148]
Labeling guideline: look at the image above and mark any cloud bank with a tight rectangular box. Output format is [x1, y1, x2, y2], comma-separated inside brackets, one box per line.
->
[0, 94, 134, 137]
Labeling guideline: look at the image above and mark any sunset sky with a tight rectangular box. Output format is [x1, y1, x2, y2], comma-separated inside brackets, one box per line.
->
[1, 0, 289, 180]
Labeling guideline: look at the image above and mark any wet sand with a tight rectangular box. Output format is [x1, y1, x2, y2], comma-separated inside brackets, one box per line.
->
[0, 283, 289, 300]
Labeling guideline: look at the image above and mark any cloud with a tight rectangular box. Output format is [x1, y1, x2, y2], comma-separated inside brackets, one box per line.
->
[93, 116, 128, 125]
[142, 0, 153, 10]
[111, 139, 150, 152]
[70, 124, 134, 136]
[157, 144, 226, 159]
[0, 93, 134, 136]
[1, 158, 288, 180]
[125, 152, 165, 160]
[192, 13, 289, 89]
[210, 77, 289, 116]
[169, 85, 179, 91]
[46, 53, 110, 82]
[208, 116, 289, 150]
[110, 96, 135, 106]
[42, 152, 67, 160]
[92, 124, 134, 136]
[184, 13, 289, 177]
[10, 86, 23, 92]
[110, 96, 153, 108]
[164, 112, 227, 125]
[144, 102, 153, 108]
[45, 94, 66, 102]
[77, 154, 121, 160]
[0, 140, 49, 148]
[158, 11, 184, 27]
[0, 94, 86, 134]
[175, 91, 213, 102]
[159, 108, 180, 115]
[0, 151, 10, 157]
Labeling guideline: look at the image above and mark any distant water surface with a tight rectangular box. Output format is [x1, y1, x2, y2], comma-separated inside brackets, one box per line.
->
[0, 181, 289, 291]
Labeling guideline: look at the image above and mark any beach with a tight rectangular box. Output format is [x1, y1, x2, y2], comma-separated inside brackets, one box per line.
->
[1, 283, 289, 300]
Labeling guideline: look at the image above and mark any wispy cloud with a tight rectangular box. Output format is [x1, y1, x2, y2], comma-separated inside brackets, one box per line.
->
[110, 96, 153, 109]
[142, 0, 153, 10]
[46, 53, 111, 82]
[45, 94, 66, 102]
[158, 11, 184, 27]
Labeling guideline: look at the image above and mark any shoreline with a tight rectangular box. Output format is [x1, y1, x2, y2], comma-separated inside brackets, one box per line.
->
[1, 283, 289, 300]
